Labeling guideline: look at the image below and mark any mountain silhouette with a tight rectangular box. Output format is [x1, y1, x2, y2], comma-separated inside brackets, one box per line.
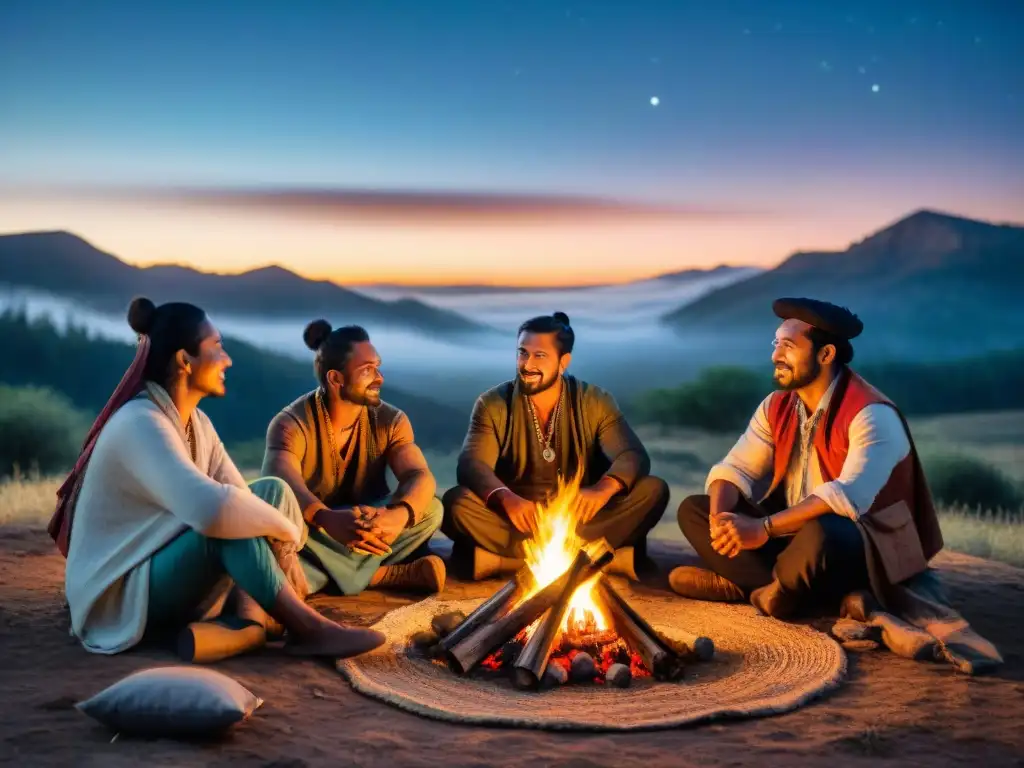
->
[652, 264, 754, 283]
[363, 265, 754, 294]
[0, 307, 467, 449]
[0, 231, 491, 336]
[661, 209, 1024, 358]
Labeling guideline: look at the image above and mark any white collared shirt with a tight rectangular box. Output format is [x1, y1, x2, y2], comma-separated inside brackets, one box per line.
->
[705, 375, 911, 519]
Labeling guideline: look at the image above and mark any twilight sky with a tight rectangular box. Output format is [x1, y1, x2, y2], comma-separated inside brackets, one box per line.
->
[0, 0, 1021, 286]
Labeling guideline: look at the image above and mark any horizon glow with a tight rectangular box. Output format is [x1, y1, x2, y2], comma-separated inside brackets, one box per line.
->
[0, 2, 1020, 286]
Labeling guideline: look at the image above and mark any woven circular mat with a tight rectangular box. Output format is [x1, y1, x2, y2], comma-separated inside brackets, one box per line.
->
[336, 584, 846, 731]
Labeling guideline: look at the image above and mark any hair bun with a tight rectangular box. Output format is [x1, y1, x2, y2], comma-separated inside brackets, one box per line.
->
[303, 319, 333, 351]
[552, 311, 570, 326]
[127, 296, 157, 334]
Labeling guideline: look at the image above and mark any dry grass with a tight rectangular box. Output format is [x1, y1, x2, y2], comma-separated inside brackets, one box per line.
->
[904, 409, 1024, 481]
[933, 507, 1024, 567]
[4, 410, 1022, 567]
[5, 478, 1023, 569]
[0, 469, 60, 528]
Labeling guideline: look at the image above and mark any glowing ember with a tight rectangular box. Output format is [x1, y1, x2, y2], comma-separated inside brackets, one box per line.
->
[436, 474, 688, 686]
[519, 477, 609, 638]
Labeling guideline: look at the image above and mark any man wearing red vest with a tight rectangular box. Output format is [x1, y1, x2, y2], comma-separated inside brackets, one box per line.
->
[669, 297, 943, 619]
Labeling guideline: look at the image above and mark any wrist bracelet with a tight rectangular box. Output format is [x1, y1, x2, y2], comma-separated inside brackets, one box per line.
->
[485, 486, 511, 507]
[763, 516, 774, 538]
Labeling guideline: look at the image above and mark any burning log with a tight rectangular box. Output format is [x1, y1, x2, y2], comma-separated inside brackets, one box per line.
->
[664, 628, 715, 662]
[446, 539, 614, 675]
[563, 622, 617, 650]
[511, 564, 601, 690]
[597, 575, 714, 661]
[438, 570, 528, 653]
[594, 578, 684, 682]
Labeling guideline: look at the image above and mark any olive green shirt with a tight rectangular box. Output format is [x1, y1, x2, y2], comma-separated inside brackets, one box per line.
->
[456, 375, 650, 503]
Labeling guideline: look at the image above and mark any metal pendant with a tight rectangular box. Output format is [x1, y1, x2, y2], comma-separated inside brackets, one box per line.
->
[542, 446, 556, 463]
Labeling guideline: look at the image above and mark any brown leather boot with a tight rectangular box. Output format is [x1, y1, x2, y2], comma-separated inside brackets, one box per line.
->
[472, 547, 524, 581]
[668, 566, 745, 602]
[369, 555, 446, 593]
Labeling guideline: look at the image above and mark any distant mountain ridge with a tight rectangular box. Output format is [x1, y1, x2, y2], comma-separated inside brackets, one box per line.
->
[0, 307, 466, 449]
[0, 231, 491, 336]
[652, 264, 751, 283]
[362, 264, 754, 295]
[661, 209, 1024, 359]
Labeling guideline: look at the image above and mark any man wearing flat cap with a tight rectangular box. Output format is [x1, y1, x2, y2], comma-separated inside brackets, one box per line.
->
[669, 298, 943, 619]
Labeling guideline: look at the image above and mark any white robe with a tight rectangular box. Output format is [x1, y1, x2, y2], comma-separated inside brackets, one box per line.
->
[64, 384, 300, 654]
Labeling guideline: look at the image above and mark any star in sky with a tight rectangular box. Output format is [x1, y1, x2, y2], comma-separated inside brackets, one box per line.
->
[0, 0, 1019, 239]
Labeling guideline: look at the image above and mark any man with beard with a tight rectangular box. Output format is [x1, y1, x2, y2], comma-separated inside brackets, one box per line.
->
[262, 321, 445, 595]
[669, 298, 943, 619]
[442, 312, 669, 581]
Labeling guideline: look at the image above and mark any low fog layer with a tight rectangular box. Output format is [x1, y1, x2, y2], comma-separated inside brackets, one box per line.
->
[1, 270, 767, 408]
[359, 269, 759, 335]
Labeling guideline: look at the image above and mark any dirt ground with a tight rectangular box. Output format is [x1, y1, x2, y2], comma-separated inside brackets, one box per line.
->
[1, 529, 1022, 768]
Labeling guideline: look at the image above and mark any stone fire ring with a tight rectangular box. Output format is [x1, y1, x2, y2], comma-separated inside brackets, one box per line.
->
[336, 584, 847, 731]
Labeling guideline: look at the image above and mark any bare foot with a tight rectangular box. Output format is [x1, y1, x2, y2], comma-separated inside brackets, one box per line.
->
[284, 624, 386, 659]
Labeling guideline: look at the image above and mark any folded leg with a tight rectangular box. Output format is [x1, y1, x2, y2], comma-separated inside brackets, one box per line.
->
[676, 494, 785, 593]
[754, 514, 870, 618]
[577, 475, 670, 559]
[146, 529, 286, 637]
[441, 485, 526, 561]
[301, 497, 444, 596]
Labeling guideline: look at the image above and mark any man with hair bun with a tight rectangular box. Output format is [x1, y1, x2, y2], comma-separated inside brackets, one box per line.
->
[262, 321, 445, 595]
[442, 312, 669, 581]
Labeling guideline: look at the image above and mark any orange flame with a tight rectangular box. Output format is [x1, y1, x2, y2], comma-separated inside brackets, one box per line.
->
[520, 476, 609, 636]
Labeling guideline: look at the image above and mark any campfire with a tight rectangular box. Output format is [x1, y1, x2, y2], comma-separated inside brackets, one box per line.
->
[411, 481, 714, 690]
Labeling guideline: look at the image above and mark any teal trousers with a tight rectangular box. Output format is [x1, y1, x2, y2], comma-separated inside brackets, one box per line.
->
[145, 477, 298, 633]
[301, 497, 443, 596]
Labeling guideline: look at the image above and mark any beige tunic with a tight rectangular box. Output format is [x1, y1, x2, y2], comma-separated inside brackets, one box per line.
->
[262, 390, 433, 524]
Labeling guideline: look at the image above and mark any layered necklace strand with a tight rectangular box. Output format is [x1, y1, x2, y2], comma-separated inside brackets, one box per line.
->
[526, 383, 563, 463]
[317, 388, 357, 485]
